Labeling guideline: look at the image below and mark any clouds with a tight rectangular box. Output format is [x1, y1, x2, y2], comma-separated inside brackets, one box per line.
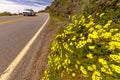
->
[8, 0, 52, 6]
[0, 0, 53, 13]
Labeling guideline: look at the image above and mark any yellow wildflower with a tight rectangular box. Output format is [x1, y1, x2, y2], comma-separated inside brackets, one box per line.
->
[80, 66, 87, 74]
[91, 31, 98, 38]
[85, 21, 95, 28]
[112, 33, 120, 41]
[75, 64, 78, 69]
[119, 53, 120, 56]
[108, 20, 112, 24]
[87, 53, 93, 59]
[76, 41, 86, 48]
[80, 33, 83, 37]
[110, 64, 120, 74]
[88, 65, 94, 71]
[110, 28, 118, 33]
[109, 41, 120, 49]
[75, 20, 78, 25]
[70, 42, 73, 46]
[89, 27, 94, 32]
[101, 32, 111, 38]
[72, 73, 76, 77]
[88, 15, 92, 18]
[92, 71, 101, 80]
[72, 36, 76, 41]
[81, 37, 85, 40]
[96, 24, 102, 29]
[97, 29, 104, 33]
[89, 46, 95, 49]
[101, 67, 113, 75]
[76, 60, 80, 64]
[98, 58, 107, 65]
[99, 13, 105, 17]
[110, 54, 120, 63]
[87, 38, 92, 43]
[96, 12, 99, 16]
[92, 64, 96, 70]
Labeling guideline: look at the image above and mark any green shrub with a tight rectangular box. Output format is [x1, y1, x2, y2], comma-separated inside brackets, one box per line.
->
[42, 12, 120, 80]
[0, 12, 12, 16]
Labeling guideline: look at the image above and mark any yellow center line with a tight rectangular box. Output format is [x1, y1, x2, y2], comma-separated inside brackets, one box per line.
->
[0, 17, 29, 25]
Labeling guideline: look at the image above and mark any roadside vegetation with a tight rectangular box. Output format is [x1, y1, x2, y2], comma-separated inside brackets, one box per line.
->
[42, 0, 120, 80]
[48, 13, 69, 34]
[0, 12, 12, 16]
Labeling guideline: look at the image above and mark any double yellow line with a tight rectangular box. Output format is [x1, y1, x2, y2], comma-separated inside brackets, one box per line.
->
[0, 17, 28, 25]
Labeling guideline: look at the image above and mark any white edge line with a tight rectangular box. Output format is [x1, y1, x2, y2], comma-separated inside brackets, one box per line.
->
[0, 15, 50, 80]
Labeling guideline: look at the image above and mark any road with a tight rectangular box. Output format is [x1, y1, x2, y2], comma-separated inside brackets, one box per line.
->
[0, 13, 50, 80]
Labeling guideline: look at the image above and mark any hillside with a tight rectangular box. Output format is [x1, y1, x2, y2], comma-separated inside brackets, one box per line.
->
[46, 0, 120, 19]
[46, 0, 82, 17]
[42, 0, 120, 80]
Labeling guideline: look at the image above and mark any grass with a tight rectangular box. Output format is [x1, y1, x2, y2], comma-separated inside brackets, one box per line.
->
[49, 13, 69, 31]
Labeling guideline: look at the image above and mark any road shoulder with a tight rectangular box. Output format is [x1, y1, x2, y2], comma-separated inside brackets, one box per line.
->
[25, 15, 68, 80]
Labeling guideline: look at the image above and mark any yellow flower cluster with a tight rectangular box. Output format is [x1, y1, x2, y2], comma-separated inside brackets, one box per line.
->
[101, 32, 111, 39]
[89, 46, 95, 50]
[72, 73, 76, 77]
[76, 41, 86, 48]
[88, 31, 98, 39]
[51, 40, 59, 52]
[111, 33, 120, 43]
[98, 58, 113, 75]
[63, 42, 73, 53]
[85, 21, 95, 28]
[80, 66, 87, 75]
[87, 64, 96, 71]
[79, 15, 86, 24]
[103, 20, 112, 28]
[43, 13, 120, 80]
[108, 41, 120, 50]
[92, 71, 102, 80]
[99, 58, 106, 65]
[87, 53, 93, 59]
[88, 27, 94, 32]
[110, 54, 120, 63]
[96, 24, 102, 29]
[88, 65, 94, 71]
[110, 64, 120, 74]
[87, 38, 92, 43]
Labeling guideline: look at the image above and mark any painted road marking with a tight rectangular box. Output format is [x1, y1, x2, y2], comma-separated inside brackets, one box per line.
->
[0, 17, 28, 25]
[0, 15, 50, 80]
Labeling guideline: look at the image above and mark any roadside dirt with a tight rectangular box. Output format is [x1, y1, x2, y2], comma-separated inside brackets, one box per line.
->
[25, 17, 67, 80]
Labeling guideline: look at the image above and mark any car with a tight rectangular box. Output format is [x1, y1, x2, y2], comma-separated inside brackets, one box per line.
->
[23, 9, 36, 16]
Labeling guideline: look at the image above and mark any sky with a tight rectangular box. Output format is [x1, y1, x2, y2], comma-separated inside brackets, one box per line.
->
[0, 0, 53, 13]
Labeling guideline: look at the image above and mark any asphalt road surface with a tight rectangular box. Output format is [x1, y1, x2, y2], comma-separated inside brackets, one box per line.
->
[0, 13, 49, 79]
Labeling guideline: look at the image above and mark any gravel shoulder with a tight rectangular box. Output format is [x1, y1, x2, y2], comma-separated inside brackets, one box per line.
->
[25, 16, 68, 80]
